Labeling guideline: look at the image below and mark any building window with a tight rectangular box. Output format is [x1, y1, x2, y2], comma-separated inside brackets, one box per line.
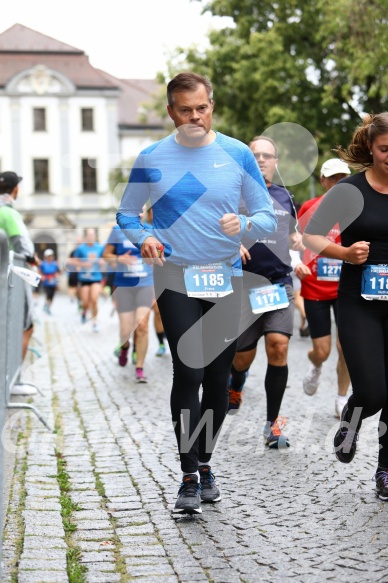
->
[82, 159, 97, 192]
[33, 108, 46, 131]
[81, 108, 94, 131]
[33, 159, 49, 192]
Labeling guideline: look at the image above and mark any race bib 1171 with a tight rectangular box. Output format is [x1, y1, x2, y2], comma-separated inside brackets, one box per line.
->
[249, 283, 289, 314]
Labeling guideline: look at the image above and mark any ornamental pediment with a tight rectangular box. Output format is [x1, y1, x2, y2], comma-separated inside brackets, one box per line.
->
[7, 65, 75, 95]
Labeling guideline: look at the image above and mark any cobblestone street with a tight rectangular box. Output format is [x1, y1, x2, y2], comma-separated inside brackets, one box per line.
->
[2, 292, 388, 582]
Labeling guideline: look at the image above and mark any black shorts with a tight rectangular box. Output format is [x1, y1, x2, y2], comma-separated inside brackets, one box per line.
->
[304, 298, 338, 339]
[79, 280, 102, 287]
[68, 272, 78, 287]
[43, 286, 56, 301]
[237, 284, 294, 352]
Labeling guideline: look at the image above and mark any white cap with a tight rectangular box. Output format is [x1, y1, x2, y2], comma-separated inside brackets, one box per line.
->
[44, 248, 54, 257]
[320, 158, 351, 178]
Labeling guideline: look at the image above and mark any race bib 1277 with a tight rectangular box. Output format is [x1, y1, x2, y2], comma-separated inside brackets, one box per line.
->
[316, 257, 342, 281]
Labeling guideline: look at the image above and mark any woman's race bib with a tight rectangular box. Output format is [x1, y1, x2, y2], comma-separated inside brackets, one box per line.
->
[361, 264, 388, 300]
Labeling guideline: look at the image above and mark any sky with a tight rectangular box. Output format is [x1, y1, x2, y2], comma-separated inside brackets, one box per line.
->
[1, 0, 232, 79]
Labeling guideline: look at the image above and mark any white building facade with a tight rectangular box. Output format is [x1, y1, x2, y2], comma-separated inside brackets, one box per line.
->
[0, 24, 167, 264]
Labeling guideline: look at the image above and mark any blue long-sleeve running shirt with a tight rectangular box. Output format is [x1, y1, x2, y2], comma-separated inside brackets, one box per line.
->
[116, 132, 277, 266]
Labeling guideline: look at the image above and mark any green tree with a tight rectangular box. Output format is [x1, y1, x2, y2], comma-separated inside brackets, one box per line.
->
[173, 0, 388, 200]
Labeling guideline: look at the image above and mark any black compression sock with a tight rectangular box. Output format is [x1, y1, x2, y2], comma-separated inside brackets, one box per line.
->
[265, 364, 288, 423]
[157, 332, 165, 345]
[230, 365, 249, 390]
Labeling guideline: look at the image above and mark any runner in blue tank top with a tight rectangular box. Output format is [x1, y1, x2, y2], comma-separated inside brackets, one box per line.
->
[103, 224, 154, 382]
[74, 228, 104, 332]
[39, 248, 61, 315]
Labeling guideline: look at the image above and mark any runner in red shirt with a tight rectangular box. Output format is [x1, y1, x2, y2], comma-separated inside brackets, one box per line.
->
[294, 158, 352, 418]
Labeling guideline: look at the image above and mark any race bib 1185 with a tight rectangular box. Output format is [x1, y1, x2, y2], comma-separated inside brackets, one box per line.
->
[184, 262, 233, 298]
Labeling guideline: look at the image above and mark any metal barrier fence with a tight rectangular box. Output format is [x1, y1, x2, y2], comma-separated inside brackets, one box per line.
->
[5, 251, 51, 427]
[0, 230, 7, 578]
[0, 229, 52, 578]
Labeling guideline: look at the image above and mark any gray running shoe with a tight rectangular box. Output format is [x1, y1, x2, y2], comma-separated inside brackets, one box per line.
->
[173, 475, 202, 515]
[199, 465, 221, 502]
[263, 417, 290, 449]
[375, 470, 388, 501]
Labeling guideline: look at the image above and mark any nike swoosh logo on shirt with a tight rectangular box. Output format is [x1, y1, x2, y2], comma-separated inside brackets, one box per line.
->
[214, 162, 231, 168]
[224, 336, 238, 343]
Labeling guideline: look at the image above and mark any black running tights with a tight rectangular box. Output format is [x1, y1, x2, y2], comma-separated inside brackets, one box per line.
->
[154, 264, 242, 473]
[338, 295, 388, 467]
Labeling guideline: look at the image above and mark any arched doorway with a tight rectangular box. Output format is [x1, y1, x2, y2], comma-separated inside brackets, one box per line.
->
[33, 233, 58, 261]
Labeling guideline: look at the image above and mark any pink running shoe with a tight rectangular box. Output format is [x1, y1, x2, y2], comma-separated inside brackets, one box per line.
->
[135, 367, 147, 383]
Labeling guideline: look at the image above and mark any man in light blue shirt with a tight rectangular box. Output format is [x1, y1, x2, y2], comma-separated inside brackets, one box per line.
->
[117, 72, 276, 515]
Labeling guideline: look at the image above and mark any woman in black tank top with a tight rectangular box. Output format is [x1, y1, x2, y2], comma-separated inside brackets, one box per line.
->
[303, 112, 388, 502]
